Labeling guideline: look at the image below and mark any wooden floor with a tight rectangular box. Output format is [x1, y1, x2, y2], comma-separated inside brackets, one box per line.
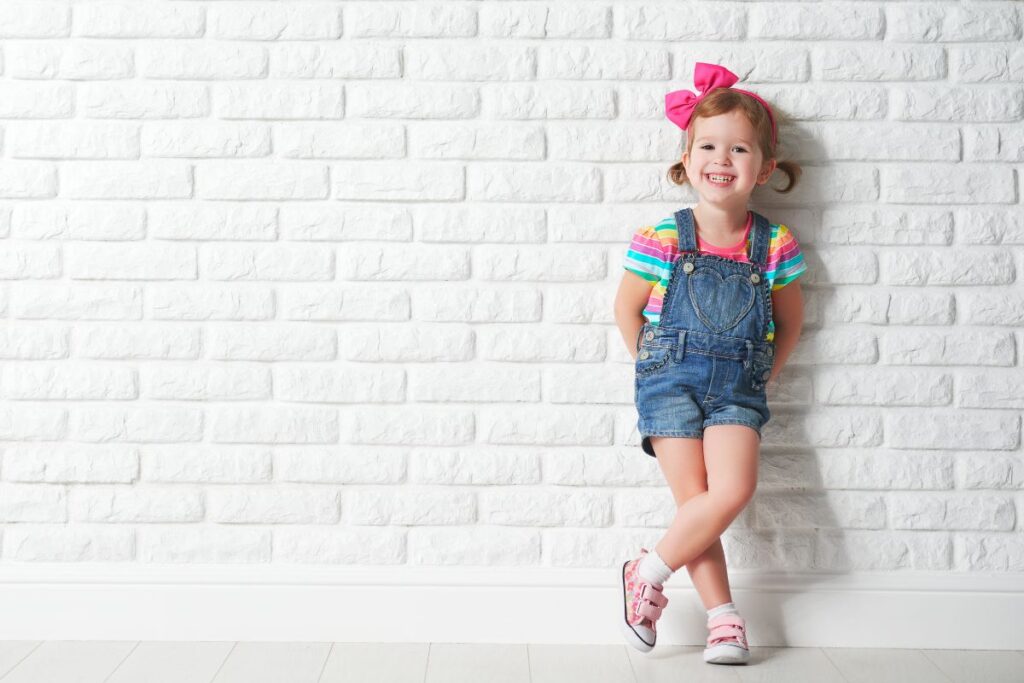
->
[1, 642, 1022, 682]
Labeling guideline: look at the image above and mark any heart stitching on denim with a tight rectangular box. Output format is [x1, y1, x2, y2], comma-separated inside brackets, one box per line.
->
[687, 268, 755, 333]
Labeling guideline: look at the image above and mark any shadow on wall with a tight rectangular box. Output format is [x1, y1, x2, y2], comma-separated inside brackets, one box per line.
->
[733, 119, 855, 640]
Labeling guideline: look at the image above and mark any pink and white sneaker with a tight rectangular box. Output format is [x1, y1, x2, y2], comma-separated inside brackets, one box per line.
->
[703, 612, 750, 664]
[619, 548, 669, 653]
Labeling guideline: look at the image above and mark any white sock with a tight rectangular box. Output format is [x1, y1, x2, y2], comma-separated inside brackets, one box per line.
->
[637, 549, 673, 587]
[707, 601, 739, 619]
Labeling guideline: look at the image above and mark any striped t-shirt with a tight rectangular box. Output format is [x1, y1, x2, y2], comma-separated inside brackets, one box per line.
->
[623, 211, 807, 343]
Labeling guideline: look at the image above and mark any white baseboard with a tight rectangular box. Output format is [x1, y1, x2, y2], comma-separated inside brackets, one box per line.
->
[1, 563, 1021, 650]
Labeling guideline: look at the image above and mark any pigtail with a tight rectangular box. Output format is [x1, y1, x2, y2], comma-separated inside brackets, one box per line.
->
[667, 161, 688, 186]
[770, 160, 801, 194]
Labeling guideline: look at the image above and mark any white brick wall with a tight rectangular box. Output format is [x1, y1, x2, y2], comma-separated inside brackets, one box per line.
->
[0, 0, 1021, 575]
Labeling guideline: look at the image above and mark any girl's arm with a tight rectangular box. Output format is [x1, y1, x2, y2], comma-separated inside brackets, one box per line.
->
[614, 271, 655, 361]
[769, 280, 804, 384]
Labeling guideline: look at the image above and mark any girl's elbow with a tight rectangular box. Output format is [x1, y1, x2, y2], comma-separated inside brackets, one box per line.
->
[616, 302, 646, 318]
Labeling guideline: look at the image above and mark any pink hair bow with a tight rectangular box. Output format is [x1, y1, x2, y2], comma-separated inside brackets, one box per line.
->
[666, 62, 777, 146]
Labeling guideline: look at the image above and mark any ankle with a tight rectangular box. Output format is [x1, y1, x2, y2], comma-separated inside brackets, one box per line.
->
[707, 601, 739, 620]
[637, 549, 674, 587]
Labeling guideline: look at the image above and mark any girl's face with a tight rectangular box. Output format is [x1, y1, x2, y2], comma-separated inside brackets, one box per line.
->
[681, 110, 777, 206]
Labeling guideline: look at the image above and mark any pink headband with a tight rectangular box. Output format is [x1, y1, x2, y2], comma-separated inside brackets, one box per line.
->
[665, 62, 777, 146]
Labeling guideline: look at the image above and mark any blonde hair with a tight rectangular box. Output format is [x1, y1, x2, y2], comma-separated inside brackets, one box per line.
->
[667, 88, 801, 193]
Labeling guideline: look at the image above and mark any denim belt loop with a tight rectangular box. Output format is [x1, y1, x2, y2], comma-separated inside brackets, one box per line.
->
[675, 330, 687, 362]
[744, 339, 754, 366]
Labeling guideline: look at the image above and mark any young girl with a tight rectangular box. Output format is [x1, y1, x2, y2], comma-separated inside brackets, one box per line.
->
[613, 63, 807, 664]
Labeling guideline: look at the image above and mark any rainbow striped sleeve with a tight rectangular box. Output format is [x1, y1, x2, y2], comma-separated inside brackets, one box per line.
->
[767, 224, 807, 291]
[623, 224, 675, 284]
[623, 222, 679, 326]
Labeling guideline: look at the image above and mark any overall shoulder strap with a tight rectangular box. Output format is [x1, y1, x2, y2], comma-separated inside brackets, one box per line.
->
[674, 208, 698, 253]
[748, 212, 771, 267]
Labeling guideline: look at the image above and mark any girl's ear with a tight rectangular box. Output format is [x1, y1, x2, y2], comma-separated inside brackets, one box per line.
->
[757, 158, 778, 184]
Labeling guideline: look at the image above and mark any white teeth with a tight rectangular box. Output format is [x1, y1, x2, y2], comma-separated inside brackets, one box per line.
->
[707, 174, 734, 183]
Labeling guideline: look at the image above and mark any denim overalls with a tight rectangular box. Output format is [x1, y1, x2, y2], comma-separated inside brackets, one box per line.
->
[634, 207, 776, 457]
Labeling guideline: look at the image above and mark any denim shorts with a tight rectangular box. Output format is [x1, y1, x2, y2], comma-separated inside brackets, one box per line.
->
[634, 326, 773, 457]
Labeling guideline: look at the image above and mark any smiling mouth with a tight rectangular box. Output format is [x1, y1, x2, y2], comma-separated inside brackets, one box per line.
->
[705, 173, 736, 185]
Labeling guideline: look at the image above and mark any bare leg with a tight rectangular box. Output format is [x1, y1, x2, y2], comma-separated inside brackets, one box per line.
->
[653, 425, 759, 573]
[650, 435, 734, 610]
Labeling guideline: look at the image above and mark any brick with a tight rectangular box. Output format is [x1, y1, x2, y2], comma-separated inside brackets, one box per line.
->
[208, 486, 339, 524]
[410, 448, 540, 485]
[4, 525, 133, 561]
[142, 445, 272, 483]
[537, 45, 669, 80]
[482, 4, 609, 39]
[138, 526, 270, 563]
[752, 4, 882, 40]
[209, 3, 341, 40]
[479, 406, 615, 446]
[887, 412, 1020, 450]
[406, 45, 534, 81]
[814, 369, 952, 406]
[76, 3, 203, 38]
[484, 84, 615, 119]
[619, 5, 743, 40]
[882, 330, 1015, 367]
[890, 493, 1015, 531]
[480, 488, 611, 526]
[275, 43, 401, 79]
[348, 4, 476, 38]
[277, 447, 405, 484]
[818, 46, 945, 81]
[887, 5, 1021, 42]
[349, 488, 476, 525]
[69, 486, 202, 523]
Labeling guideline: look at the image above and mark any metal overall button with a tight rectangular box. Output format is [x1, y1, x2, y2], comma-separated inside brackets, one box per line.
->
[644, 330, 655, 341]
[750, 272, 761, 284]
[682, 262, 695, 274]
[639, 350, 650, 360]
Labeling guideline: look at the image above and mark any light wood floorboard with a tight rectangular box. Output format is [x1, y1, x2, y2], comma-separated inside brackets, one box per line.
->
[0, 643, 1018, 683]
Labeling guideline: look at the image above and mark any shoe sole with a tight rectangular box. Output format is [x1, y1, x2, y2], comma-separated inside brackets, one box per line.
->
[620, 560, 654, 653]
[703, 643, 750, 664]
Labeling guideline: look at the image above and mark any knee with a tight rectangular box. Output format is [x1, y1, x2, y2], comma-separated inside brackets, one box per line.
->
[710, 484, 756, 517]
[674, 485, 708, 507]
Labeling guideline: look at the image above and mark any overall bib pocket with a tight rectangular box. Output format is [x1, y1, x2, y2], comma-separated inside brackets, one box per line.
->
[687, 268, 756, 334]
[635, 343, 674, 378]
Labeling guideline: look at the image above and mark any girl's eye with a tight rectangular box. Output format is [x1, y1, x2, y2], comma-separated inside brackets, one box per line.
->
[700, 144, 747, 152]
